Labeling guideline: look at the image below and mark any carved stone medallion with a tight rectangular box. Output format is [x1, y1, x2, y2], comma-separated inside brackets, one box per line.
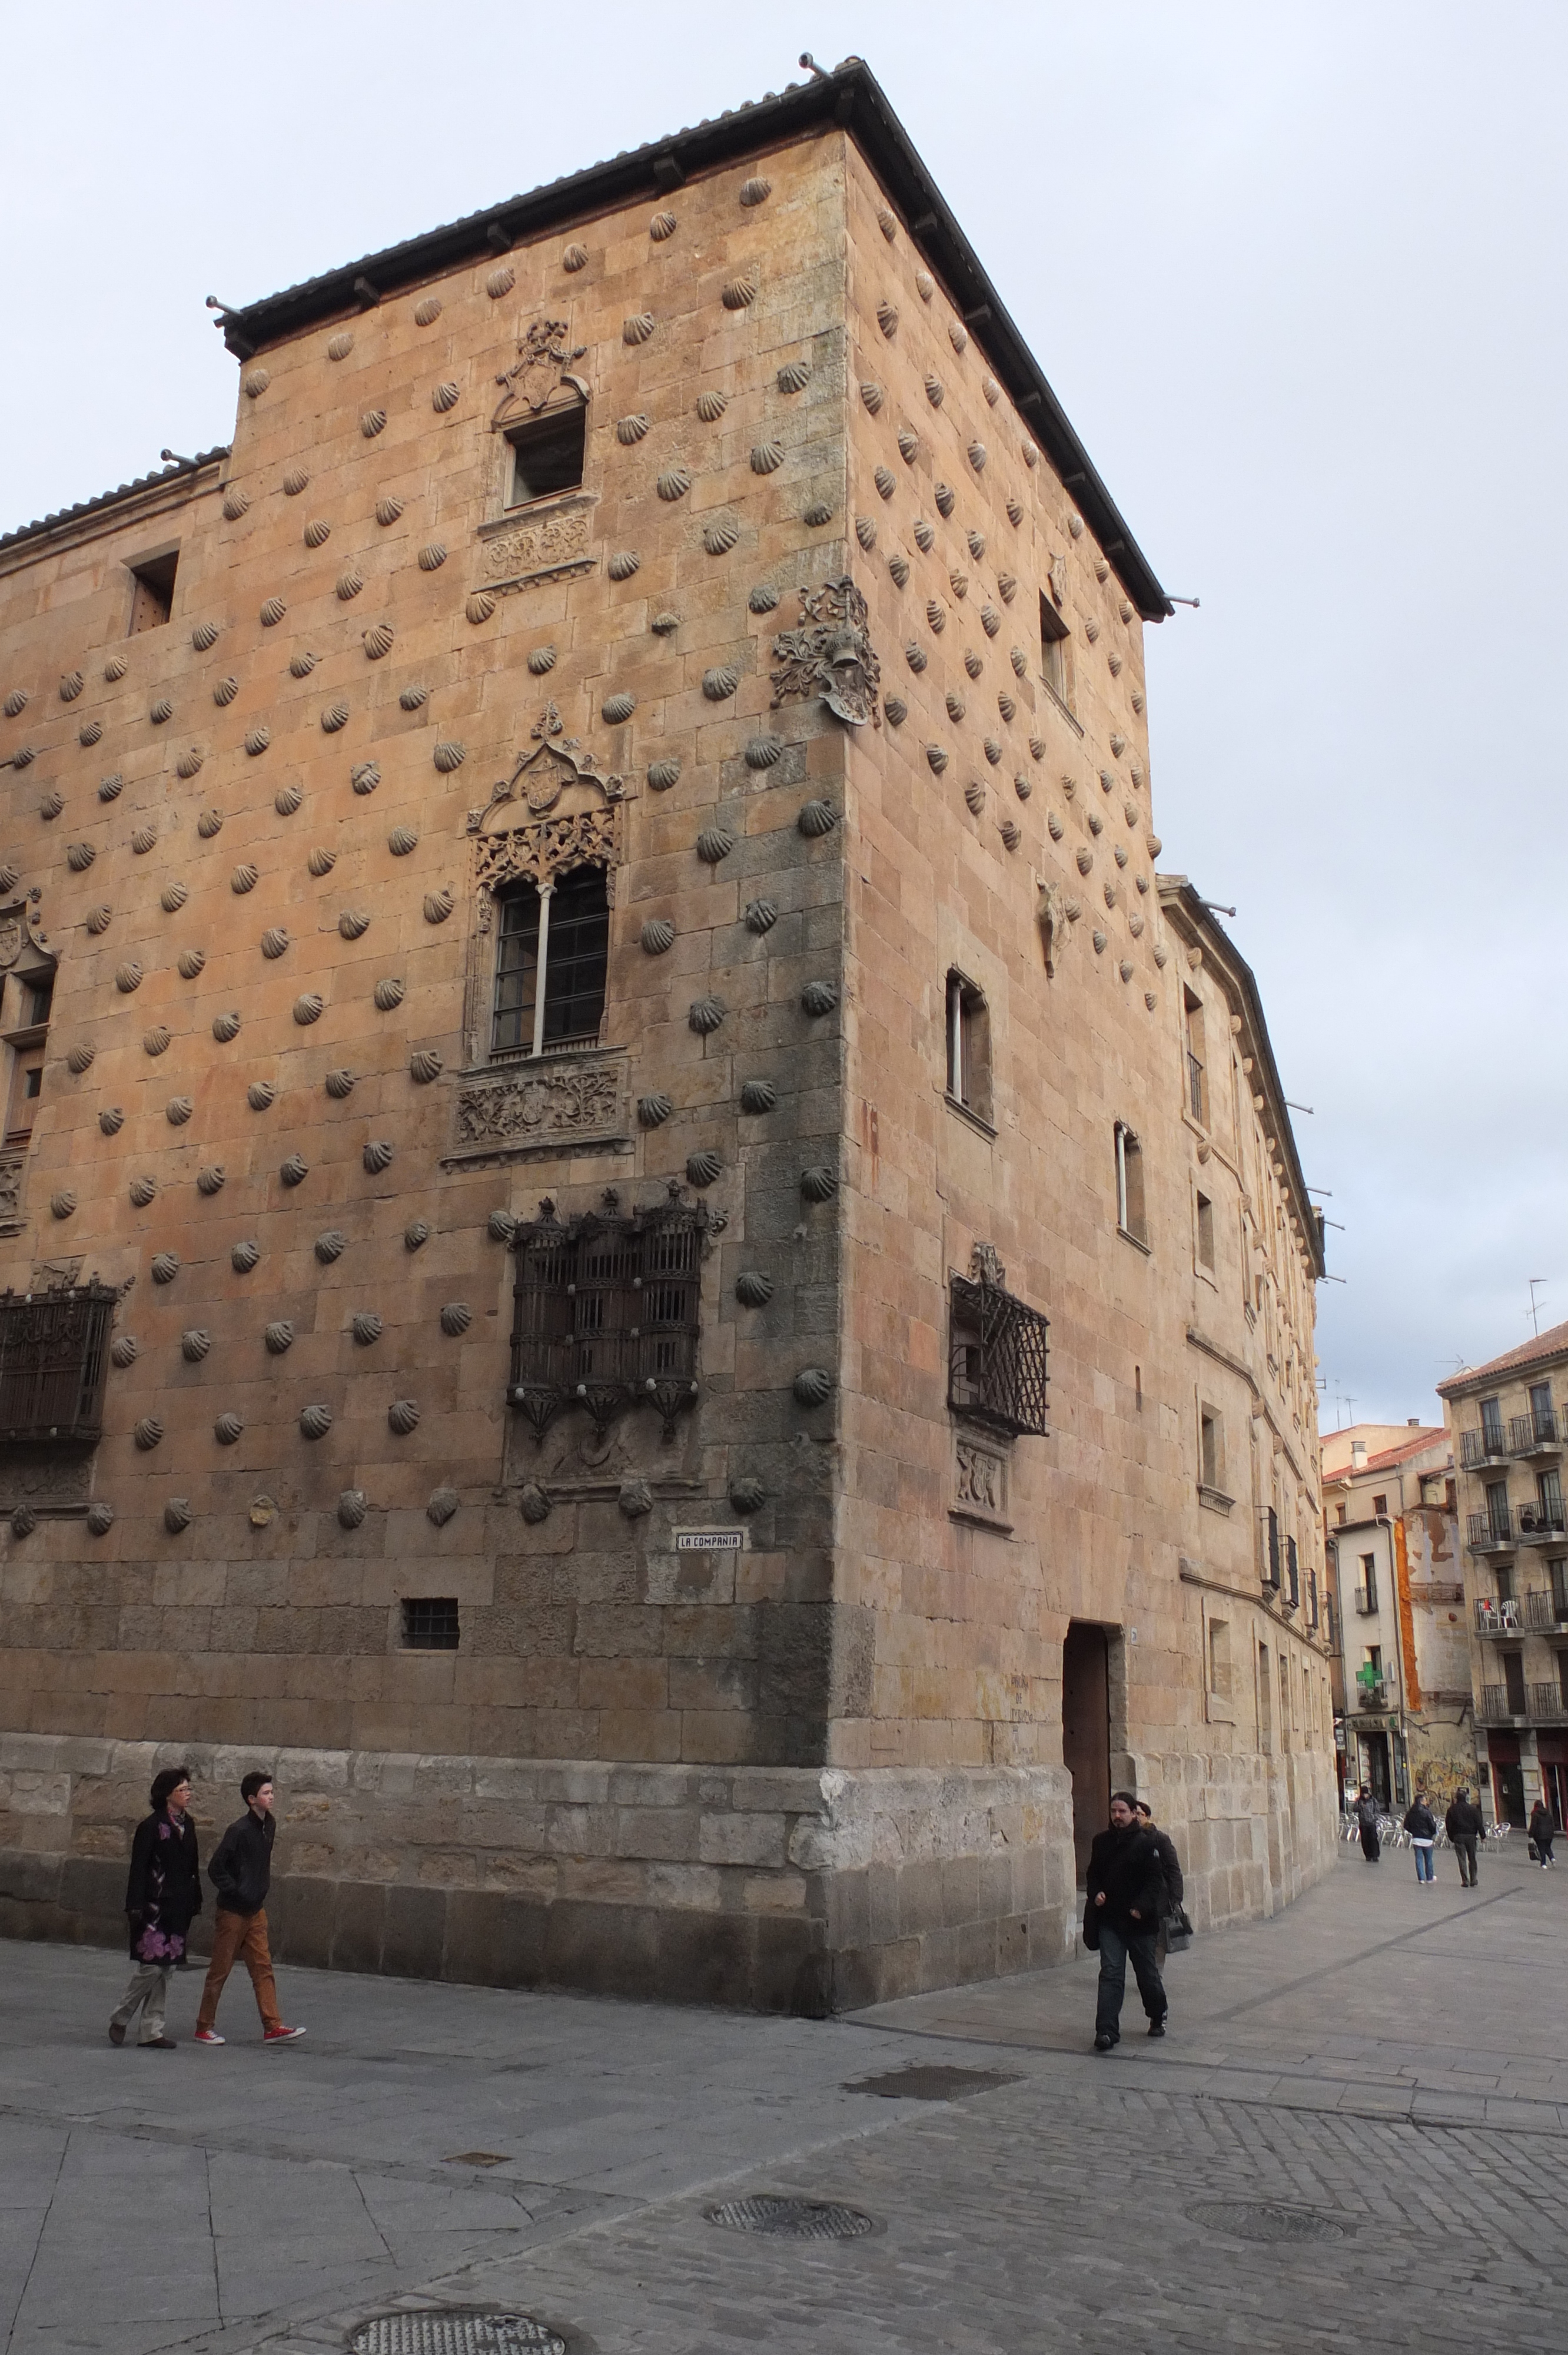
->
[770, 576, 881, 727]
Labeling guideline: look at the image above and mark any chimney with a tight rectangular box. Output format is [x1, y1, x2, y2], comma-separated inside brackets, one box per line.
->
[1351, 1439, 1367, 1471]
[1408, 1417, 1421, 1428]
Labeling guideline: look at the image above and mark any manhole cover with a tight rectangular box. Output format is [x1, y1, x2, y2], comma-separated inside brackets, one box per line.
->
[844, 2064, 1021, 2101]
[706, 2194, 876, 2240]
[1186, 2200, 1347, 2245]
[351, 2315, 565, 2355]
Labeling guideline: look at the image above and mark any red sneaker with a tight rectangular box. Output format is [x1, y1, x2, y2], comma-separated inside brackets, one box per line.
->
[192, 2028, 225, 2045]
[264, 2025, 306, 2043]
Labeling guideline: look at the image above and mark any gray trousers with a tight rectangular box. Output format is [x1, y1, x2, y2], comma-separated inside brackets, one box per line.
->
[111, 1962, 171, 2043]
[1452, 1836, 1479, 1886]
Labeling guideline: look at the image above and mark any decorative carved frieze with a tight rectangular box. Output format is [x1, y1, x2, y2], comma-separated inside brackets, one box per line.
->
[954, 1435, 1009, 1523]
[447, 1053, 627, 1165]
[480, 505, 595, 594]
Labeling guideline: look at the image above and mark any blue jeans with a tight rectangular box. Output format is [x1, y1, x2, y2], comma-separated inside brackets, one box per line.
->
[1413, 1843, 1434, 1881]
[1094, 1921, 1165, 2039]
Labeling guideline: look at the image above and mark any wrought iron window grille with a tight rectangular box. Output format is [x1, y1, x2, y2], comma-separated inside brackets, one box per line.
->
[947, 1246, 1048, 1438]
[0, 1281, 117, 1444]
[507, 1182, 719, 1440]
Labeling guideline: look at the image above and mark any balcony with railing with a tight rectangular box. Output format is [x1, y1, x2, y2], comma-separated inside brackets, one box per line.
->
[1460, 1426, 1511, 1472]
[1467, 1505, 1516, 1553]
[1347, 1680, 1391, 1714]
[1511, 1408, 1560, 1458]
[1516, 1497, 1566, 1544]
[1525, 1587, 1568, 1632]
[1476, 1596, 1525, 1635]
[1532, 1683, 1568, 1722]
[1481, 1682, 1568, 1724]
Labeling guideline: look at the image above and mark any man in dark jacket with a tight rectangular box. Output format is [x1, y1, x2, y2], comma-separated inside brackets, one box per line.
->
[1134, 1799, 1185, 1967]
[192, 1772, 305, 2045]
[1353, 1784, 1381, 1862]
[1085, 1793, 1167, 2050]
[1445, 1788, 1484, 1888]
[109, 1766, 201, 2048]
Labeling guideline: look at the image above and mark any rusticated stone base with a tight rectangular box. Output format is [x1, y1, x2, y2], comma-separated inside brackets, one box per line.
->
[0, 1733, 1079, 2012]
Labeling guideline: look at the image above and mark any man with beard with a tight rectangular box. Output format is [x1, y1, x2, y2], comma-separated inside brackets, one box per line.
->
[1084, 1792, 1167, 2051]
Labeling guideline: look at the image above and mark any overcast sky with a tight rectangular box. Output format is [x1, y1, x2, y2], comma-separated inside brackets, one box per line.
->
[4, 2, 1562, 1429]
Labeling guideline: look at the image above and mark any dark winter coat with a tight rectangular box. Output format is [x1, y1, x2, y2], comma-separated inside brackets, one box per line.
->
[1529, 1803, 1556, 1849]
[1403, 1801, 1437, 1840]
[1354, 1793, 1382, 1829]
[1084, 1823, 1165, 1936]
[1144, 1825, 1184, 1915]
[207, 1805, 274, 1915]
[1445, 1797, 1484, 1840]
[124, 1806, 201, 1962]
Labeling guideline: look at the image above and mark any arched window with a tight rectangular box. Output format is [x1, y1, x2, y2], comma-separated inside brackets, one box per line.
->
[492, 864, 609, 1058]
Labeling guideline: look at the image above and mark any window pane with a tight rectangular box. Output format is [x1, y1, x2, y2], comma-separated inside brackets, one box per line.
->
[542, 866, 609, 1046]
[492, 887, 541, 1052]
[510, 407, 587, 504]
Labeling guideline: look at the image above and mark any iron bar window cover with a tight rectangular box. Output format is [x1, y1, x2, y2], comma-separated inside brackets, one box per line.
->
[0, 1282, 117, 1444]
[509, 1184, 707, 1439]
[948, 1261, 1048, 1438]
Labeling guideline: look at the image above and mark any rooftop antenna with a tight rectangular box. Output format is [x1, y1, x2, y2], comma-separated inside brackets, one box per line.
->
[799, 52, 829, 78]
[1529, 1278, 1547, 1336]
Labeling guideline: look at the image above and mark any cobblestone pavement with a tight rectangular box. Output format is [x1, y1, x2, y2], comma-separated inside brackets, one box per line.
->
[5, 1842, 1566, 2354]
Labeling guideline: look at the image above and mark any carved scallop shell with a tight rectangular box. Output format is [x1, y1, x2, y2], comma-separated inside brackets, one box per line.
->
[384, 827, 418, 859]
[800, 1165, 839, 1203]
[802, 501, 833, 527]
[351, 1312, 383, 1347]
[1092, 928, 1108, 953]
[293, 993, 324, 1026]
[418, 543, 447, 570]
[79, 718, 104, 746]
[487, 1209, 516, 1242]
[413, 293, 443, 326]
[39, 789, 64, 819]
[602, 694, 636, 727]
[387, 1398, 421, 1436]
[482, 259, 515, 299]
[195, 1161, 227, 1196]
[646, 758, 681, 792]
[739, 1079, 776, 1115]
[313, 1230, 348, 1269]
[150, 1253, 180, 1285]
[623, 312, 656, 344]
[99, 1105, 124, 1135]
[1010, 646, 1029, 679]
[129, 1174, 157, 1208]
[800, 980, 839, 1016]
[655, 467, 690, 503]
[702, 664, 739, 701]
[110, 1335, 139, 1372]
[300, 1403, 333, 1441]
[104, 655, 127, 684]
[855, 515, 877, 550]
[58, 669, 85, 703]
[728, 1475, 766, 1517]
[362, 621, 395, 661]
[231, 1238, 261, 1271]
[338, 908, 370, 940]
[695, 389, 729, 424]
[696, 828, 735, 865]
[743, 898, 778, 935]
[861, 379, 885, 414]
[230, 864, 260, 899]
[750, 440, 786, 477]
[777, 358, 812, 393]
[320, 699, 350, 735]
[360, 412, 387, 442]
[640, 918, 675, 955]
[324, 1067, 355, 1099]
[305, 845, 337, 879]
[606, 550, 641, 584]
[653, 608, 679, 635]
[465, 591, 497, 626]
[363, 1139, 394, 1173]
[432, 741, 465, 772]
[409, 1048, 443, 1084]
[793, 1366, 835, 1407]
[131, 824, 159, 855]
[351, 761, 380, 795]
[335, 1486, 366, 1526]
[160, 1496, 193, 1535]
[983, 736, 1002, 767]
[686, 1149, 722, 1188]
[134, 1417, 164, 1450]
[423, 888, 454, 925]
[888, 555, 910, 589]
[221, 488, 250, 522]
[722, 271, 759, 310]
[179, 1327, 212, 1365]
[903, 642, 927, 674]
[439, 1301, 472, 1338]
[258, 597, 288, 632]
[260, 926, 290, 958]
[614, 413, 650, 446]
[176, 947, 205, 981]
[703, 519, 741, 555]
[84, 908, 112, 938]
[84, 1500, 116, 1536]
[738, 174, 772, 207]
[934, 483, 956, 520]
[280, 1153, 308, 1187]
[244, 726, 271, 757]
[999, 820, 1021, 852]
[67, 841, 95, 873]
[398, 684, 428, 712]
[649, 208, 678, 240]
[373, 977, 405, 1011]
[876, 300, 898, 339]
[426, 1487, 459, 1528]
[748, 582, 780, 613]
[115, 961, 144, 993]
[564, 243, 586, 273]
[912, 518, 935, 550]
[336, 567, 365, 603]
[49, 1188, 75, 1219]
[247, 1080, 275, 1111]
[637, 1092, 673, 1129]
[798, 800, 838, 838]
[689, 994, 726, 1034]
[301, 518, 334, 554]
[926, 745, 948, 775]
[432, 380, 460, 414]
[945, 690, 965, 721]
[375, 496, 405, 527]
[883, 694, 907, 724]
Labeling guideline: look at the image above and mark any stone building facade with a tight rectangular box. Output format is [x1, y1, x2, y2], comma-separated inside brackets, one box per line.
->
[1439, 1322, 1568, 1830]
[1321, 1423, 1470, 1810]
[0, 61, 1337, 2008]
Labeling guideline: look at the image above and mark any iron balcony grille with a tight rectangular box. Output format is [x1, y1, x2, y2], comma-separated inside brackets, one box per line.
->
[1532, 1683, 1568, 1722]
[509, 1186, 705, 1440]
[0, 1283, 117, 1444]
[1460, 1427, 1510, 1470]
[1480, 1684, 1521, 1722]
[1517, 1497, 1566, 1541]
[1525, 1587, 1568, 1630]
[1480, 1683, 1565, 1723]
[1510, 1408, 1560, 1453]
[948, 1272, 1048, 1437]
[1264, 1506, 1280, 1589]
[1467, 1506, 1515, 1550]
[1284, 1535, 1300, 1610]
[1476, 1596, 1524, 1633]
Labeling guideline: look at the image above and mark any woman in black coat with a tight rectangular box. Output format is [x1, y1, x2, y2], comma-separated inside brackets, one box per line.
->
[1529, 1799, 1557, 1869]
[108, 1766, 201, 2048]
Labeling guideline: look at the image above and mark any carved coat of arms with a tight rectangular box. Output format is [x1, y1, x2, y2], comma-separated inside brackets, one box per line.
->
[770, 576, 881, 727]
[491, 320, 589, 427]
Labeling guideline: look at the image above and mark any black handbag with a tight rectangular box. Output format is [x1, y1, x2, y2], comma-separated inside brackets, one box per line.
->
[1165, 1905, 1194, 1953]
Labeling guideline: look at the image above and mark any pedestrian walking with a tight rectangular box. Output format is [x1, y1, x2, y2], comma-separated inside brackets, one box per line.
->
[1084, 1792, 1167, 2051]
[1444, 1787, 1484, 1888]
[193, 1772, 305, 2046]
[1403, 1794, 1437, 1883]
[109, 1765, 201, 2049]
[1134, 1798, 1185, 1968]
[1528, 1798, 1556, 1869]
[1353, 1784, 1382, 1863]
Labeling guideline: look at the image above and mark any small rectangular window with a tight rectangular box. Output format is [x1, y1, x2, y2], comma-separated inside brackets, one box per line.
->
[401, 1597, 460, 1650]
[1184, 989, 1207, 1125]
[1200, 1405, 1224, 1492]
[1039, 590, 1070, 702]
[492, 867, 609, 1057]
[1208, 1617, 1231, 1699]
[128, 550, 178, 634]
[1371, 1492, 1387, 1517]
[1195, 1190, 1215, 1269]
[945, 970, 992, 1121]
[1114, 1122, 1147, 1246]
[507, 405, 587, 506]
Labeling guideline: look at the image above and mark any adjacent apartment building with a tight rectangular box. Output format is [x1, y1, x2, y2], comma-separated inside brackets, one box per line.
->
[1439, 1324, 1568, 1830]
[0, 59, 1337, 2008]
[1321, 1422, 1469, 1810]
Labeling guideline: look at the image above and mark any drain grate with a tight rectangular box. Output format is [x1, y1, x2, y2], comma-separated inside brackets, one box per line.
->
[1186, 2200, 1348, 2245]
[351, 2314, 565, 2355]
[706, 2194, 876, 2241]
[844, 2064, 1021, 2101]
